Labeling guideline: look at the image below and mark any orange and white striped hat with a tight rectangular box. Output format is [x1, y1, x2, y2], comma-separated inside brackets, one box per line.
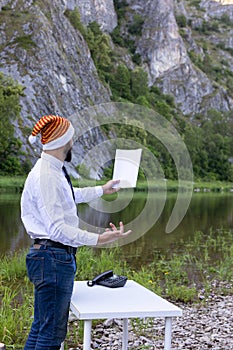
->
[29, 115, 74, 150]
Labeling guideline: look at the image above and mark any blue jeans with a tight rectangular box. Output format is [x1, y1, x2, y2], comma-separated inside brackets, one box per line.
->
[24, 245, 77, 350]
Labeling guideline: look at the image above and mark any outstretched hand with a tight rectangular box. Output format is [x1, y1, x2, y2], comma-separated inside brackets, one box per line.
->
[97, 221, 132, 245]
[102, 180, 120, 195]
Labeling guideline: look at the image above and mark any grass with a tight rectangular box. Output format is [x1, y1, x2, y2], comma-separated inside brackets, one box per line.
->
[0, 253, 33, 348]
[192, 180, 233, 192]
[0, 228, 233, 348]
[0, 176, 26, 193]
[0, 5, 33, 45]
[12, 35, 36, 50]
[0, 176, 232, 193]
[74, 178, 233, 193]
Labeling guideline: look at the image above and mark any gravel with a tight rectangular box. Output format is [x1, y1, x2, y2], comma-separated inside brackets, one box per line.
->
[67, 285, 233, 350]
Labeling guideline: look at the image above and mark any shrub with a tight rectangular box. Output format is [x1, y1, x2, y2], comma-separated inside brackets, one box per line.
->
[128, 14, 144, 36]
[64, 7, 86, 37]
[13, 35, 36, 50]
[176, 14, 187, 28]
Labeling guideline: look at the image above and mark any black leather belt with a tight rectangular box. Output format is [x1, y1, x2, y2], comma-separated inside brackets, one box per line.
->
[34, 239, 77, 255]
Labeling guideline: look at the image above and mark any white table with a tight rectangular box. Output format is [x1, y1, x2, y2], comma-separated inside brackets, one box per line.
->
[69, 280, 182, 350]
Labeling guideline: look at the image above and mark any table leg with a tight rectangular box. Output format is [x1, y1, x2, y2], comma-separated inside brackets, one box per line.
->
[122, 318, 128, 350]
[164, 317, 172, 350]
[83, 320, 92, 350]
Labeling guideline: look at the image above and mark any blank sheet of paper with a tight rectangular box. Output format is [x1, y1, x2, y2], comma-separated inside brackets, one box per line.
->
[112, 149, 142, 188]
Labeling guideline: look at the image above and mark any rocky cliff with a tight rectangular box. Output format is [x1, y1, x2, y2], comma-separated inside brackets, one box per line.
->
[0, 0, 113, 174]
[66, 0, 117, 32]
[0, 0, 111, 116]
[0, 0, 232, 173]
[121, 0, 233, 115]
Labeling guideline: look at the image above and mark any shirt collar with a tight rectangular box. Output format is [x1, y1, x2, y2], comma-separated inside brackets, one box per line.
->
[41, 152, 63, 170]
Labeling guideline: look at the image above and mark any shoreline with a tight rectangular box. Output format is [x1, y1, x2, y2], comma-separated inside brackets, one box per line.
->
[1, 245, 233, 348]
[0, 176, 232, 193]
[66, 282, 233, 349]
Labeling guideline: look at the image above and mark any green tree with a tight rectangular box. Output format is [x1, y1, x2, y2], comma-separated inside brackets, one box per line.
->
[176, 14, 187, 28]
[228, 164, 233, 182]
[0, 73, 24, 175]
[64, 7, 86, 36]
[111, 26, 125, 46]
[113, 0, 128, 22]
[109, 64, 131, 99]
[201, 119, 231, 181]
[147, 90, 174, 121]
[85, 22, 113, 81]
[128, 14, 144, 36]
[118, 119, 147, 146]
[184, 124, 208, 178]
[130, 68, 149, 98]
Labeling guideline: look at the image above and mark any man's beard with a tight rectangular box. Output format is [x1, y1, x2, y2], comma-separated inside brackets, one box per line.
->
[65, 149, 72, 162]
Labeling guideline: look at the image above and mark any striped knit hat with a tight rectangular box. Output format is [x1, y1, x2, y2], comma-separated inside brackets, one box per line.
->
[29, 115, 74, 150]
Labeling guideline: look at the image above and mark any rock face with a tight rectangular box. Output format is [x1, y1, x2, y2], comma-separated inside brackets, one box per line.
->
[203, 0, 233, 18]
[0, 0, 232, 170]
[126, 0, 233, 115]
[128, 0, 188, 80]
[66, 0, 117, 32]
[216, 0, 233, 4]
[0, 0, 112, 173]
[137, 0, 212, 115]
[0, 0, 110, 119]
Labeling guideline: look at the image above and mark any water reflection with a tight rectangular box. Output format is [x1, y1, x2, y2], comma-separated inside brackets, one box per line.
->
[80, 192, 233, 266]
[131, 193, 233, 267]
[0, 193, 31, 253]
[79, 190, 166, 246]
[1, 192, 233, 267]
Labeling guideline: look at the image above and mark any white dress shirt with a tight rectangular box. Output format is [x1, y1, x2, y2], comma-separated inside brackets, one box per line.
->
[21, 152, 103, 247]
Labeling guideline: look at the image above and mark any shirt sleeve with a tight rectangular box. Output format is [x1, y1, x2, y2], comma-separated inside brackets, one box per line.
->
[38, 173, 99, 247]
[73, 185, 103, 203]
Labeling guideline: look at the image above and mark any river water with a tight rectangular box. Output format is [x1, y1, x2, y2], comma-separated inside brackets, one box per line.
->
[1, 191, 233, 267]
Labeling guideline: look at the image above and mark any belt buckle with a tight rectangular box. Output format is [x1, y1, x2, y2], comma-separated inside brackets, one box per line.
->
[33, 244, 42, 249]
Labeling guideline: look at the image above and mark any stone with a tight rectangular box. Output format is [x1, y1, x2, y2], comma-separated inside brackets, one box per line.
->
[69, 290, 233, 350]
[66, 0, 117, 32]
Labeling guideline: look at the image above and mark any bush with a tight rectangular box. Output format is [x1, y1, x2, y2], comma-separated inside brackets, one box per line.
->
[220, 14, 233, 27]
[128, 14, 144, 36]
[64, 7, 86, 37]
[110, 26, 125, 46]
[13, 35, 36, 49]
[113, 0, 128, 22]
[76, 164, 90, 179]
[176, 14, 187, 28]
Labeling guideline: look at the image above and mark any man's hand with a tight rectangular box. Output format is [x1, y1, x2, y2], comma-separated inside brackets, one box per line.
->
[102, 180, 120, 195]
[97, 221, 132, 245]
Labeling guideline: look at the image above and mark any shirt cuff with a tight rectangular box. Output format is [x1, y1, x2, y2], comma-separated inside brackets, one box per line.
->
[95, 186, 103, 197]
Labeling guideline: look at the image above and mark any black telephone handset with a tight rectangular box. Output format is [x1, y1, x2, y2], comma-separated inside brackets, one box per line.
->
[87, 270, 127, 288]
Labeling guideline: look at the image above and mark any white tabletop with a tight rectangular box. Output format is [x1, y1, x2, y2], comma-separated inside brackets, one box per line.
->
[70, 280, 182, 320]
